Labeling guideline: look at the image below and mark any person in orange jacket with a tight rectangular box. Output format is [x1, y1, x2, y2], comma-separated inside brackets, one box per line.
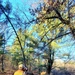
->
[14, 64, 27, 75]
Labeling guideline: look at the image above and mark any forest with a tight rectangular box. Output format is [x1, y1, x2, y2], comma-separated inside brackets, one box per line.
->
[0, 0, 75, 75]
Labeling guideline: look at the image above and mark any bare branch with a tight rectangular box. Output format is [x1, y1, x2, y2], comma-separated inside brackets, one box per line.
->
[41, 31, 71, 51]
[0, 4, 26, 65]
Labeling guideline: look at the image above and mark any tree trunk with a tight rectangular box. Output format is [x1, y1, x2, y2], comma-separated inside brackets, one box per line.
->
[47, 59, 54, 75]
[1, 55, 4, 71]
[47, 46, 54, 75]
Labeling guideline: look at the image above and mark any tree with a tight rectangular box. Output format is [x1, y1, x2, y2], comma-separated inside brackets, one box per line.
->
[27, 1, 75, 74]
[29, 0, 75, 39]
[0, 0, 75, 74]
[9, 28, 36, 68]
[0, 0, 26, 65]
[0, 33, 5, 71]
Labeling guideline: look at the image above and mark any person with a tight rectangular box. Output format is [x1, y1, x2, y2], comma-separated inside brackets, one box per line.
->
[14, 64, 27, 75]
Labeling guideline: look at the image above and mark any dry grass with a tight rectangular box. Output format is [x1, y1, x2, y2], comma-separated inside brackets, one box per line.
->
[52, 62, 75, 75]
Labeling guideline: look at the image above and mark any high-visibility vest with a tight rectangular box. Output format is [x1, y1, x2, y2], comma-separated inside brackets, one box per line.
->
[14, 70, 25, 75]
[41, 71, 46, 75]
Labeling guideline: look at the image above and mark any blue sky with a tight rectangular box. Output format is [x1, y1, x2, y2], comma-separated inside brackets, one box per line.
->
[4, 0, 32, 45]
[1, 0, 75, 61]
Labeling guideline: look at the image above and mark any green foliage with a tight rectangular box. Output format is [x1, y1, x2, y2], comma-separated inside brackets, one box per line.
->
[51, 41, 60, 49]
[0, 0, 74, 72]
[9, 28, 37, 67]
[0, 50, 3, 54]
[29, 1, 75, 73]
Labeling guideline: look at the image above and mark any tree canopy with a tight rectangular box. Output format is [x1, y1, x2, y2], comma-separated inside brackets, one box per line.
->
[0, 0, 75, 74]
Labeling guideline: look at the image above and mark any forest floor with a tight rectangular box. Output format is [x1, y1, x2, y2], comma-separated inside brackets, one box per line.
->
[51, 67, 75, 75]
[51, 63, 75, 75]
[0, 63, 75, 75]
